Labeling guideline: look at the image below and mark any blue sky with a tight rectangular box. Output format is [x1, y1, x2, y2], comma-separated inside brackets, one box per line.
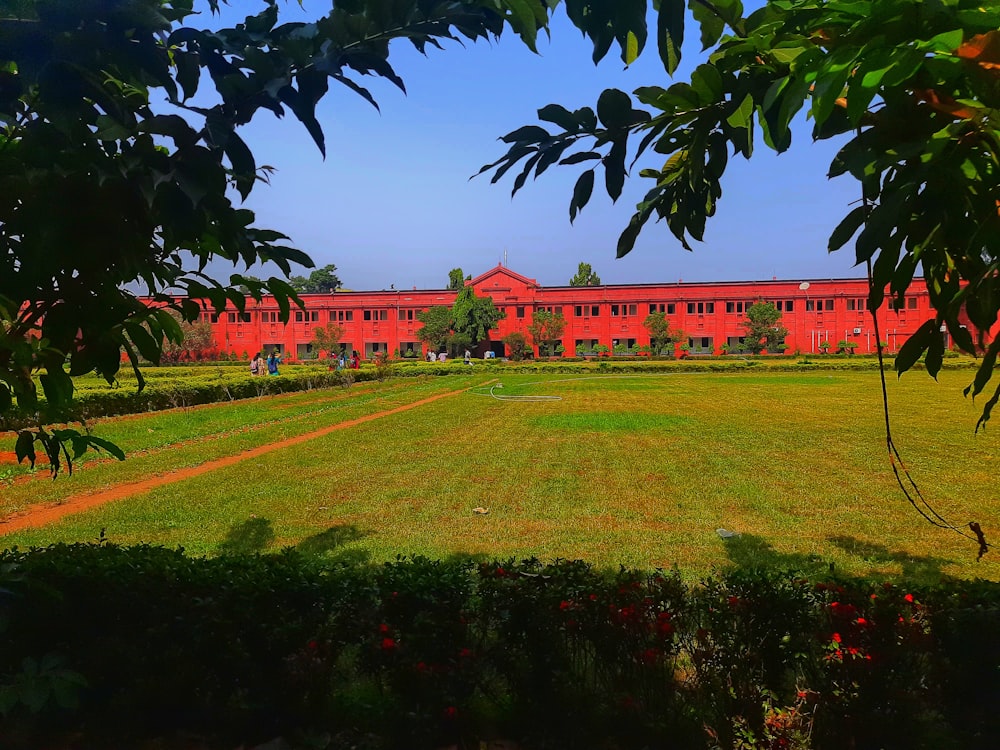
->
[207, 2, 864, 291]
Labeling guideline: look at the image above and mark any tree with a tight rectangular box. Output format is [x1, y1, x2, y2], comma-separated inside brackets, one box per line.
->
[416, 306, 454, 353]
[451, 286, 505, 348]
[311, 322, 345, 359]
[1, 0, 551, 469]
[481, 0, 1000, 428]
[290, 265, 342, 294]
[447, 268, 467, 290]
[743, 302, 789, 355]
[160, 312, 217, 363]
[502, 331, 529, 361]
[643, 312, 678, 356]
[527, 309, 567, 356]
[568, 262, 601, 286]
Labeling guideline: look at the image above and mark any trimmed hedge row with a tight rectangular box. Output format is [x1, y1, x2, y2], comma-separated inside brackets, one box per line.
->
[1, 367, 372, 431]
[2, 544, 998, 749]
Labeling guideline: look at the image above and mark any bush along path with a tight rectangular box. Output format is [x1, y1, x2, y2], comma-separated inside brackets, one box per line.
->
[0, 384, 474, 534]
[1, 549, 998, 749]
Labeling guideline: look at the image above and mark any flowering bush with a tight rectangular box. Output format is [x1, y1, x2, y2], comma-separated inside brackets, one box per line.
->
[2, 545, 998, 749]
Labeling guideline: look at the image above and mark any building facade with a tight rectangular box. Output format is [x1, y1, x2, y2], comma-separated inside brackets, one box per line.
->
[198, 265, 948, 360]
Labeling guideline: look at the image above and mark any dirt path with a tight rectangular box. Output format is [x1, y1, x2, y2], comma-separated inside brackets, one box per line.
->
[0, 385, 470, 535]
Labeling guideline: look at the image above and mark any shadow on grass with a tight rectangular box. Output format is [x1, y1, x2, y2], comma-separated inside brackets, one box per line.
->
[827, 535, 950, 582]
[297, 524, 372, 565]
[720, 533, 832, 577]
[219, 517, 275, 554]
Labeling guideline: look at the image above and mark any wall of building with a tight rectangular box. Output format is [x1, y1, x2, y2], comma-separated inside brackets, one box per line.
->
[192, 265, 947, 360]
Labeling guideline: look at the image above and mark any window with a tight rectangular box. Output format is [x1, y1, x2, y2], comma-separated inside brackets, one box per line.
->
[210, 313, 220, 323]
[295, 311, 319, 323]
[806, 299, 834, 312]
[575, 305, 584, 317]
[402, 309, 415, 321]
[591, 305, 600, 316]
[726, 301, 749, 314]
[611, 304, 621, 317]
[628, 304, 637, 316]
[666, 303, 675, 314]
[907, 297, 917, 310]
[363, 310, 371, 321]
[847, 298, 866, 312]
[516, 306, 525, 318]
[261, 311, 279, 323]
[784, 300, 794, 312]
[686, 302, 714, 314]
[329, 310, 354, 322]
[227, 312, 251, 323]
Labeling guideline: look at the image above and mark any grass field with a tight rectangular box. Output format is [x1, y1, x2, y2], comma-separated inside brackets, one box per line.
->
[2, 369, 998, 581]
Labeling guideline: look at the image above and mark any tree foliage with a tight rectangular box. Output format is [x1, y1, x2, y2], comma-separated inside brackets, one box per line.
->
[416, 305, 454, 352]
[160, 311, 217, 363]
[527, 309, 567, 356]
[1, 0, 552, 468]
[311, 322, 344, 358]
[289, 265, 342, 294]
[643, 311, 678, 355]
[447, 268, 468, 290]
[451, 286, 506, 346]
[502, 331, 529, 361]
[480, 0, 1000, 427]
[569, 262, 601, 286]
[742, 302, 789, 355]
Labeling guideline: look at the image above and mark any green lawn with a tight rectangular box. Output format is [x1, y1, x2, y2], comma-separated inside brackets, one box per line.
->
[2, 369, 997, 581]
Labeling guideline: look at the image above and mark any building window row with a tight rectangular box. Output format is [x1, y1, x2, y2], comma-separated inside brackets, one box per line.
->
[686, 302, 715, 314]
[364, 309, 389, 321]
[611, 303, 638, 317]
[649, 303, 676, 315]
[805, 299, 835, 312]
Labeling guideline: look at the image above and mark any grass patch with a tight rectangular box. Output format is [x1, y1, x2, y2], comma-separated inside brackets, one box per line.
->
[2, 370, 998, 582]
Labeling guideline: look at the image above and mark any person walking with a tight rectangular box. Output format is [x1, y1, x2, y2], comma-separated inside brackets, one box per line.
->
[464, 349, 471, 365]
[250, 352, 263, 376]
[266, 350, 280, 376]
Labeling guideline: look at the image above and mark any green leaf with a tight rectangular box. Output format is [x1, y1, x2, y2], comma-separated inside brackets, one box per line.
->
[501, 125, 550, 144]
[925, 323, 944, 379]
[537, 103, 579, 132]
[725, 93, 754, 130]
[895, 319, 937, 375]
[828, 206, 867, 253]
[604, 138, 627, 201]
[657, 0, 685, 74]
[570, 169, 595, 223]
[39, 369, 74, 410]
[15, 430, 35, 467]
[0, 383, 11, 414]
[688, 0, 725, 50]
[597, 88, 634, 129]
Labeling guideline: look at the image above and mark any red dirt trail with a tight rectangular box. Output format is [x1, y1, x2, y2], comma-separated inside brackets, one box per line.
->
[0, 386, 468, 535]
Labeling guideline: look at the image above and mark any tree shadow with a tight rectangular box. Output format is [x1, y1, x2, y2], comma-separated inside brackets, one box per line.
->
[827, 535, 950, 583]
[219, 517, 275, 555]
[720, 533, 833, 577]
[296, 524, 372, 565]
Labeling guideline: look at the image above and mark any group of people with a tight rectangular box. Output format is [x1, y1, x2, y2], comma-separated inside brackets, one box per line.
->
[426, 349, 487, 364]
[333, 351, 361, 370]
[250, 351, 281, 376]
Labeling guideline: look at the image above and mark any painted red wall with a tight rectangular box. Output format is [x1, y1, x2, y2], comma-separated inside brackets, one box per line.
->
[184, 265, 957, 359]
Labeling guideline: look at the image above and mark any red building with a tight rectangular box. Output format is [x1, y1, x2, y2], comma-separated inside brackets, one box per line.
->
[198, 265, 948, 360]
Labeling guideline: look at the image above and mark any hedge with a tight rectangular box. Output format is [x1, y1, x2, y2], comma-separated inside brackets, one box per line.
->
[2, 544, 998, 749]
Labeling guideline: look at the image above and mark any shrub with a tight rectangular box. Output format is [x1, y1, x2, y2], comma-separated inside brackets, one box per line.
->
[2, 545, 999, 749]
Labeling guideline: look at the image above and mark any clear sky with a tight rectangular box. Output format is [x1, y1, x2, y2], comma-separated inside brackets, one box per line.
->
[206, 2, 864, 291]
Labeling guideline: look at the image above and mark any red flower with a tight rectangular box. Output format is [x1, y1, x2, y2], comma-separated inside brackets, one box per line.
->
[415, 661, 427, 672]
[904, 593, 914, 603]
[832, 632, 842, 643]
[381, 637, 397, 651]
[589, 593, 598, 601]
[458, 647, 472, 659]
[640, 647, 660, 664]
[855, 617, 868, 627]
[443, 706, 458, 719]
[727, 596, 740, 608]
[559, 600, 572, 611]
[496, 567, 507, 577]
[378, 623, 391, 634]
[306, 639, 318, 651]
